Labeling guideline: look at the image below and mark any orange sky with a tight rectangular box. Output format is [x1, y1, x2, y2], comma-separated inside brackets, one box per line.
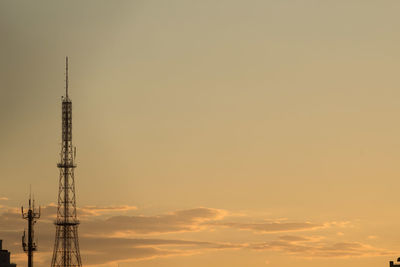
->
[1, 1, 400, 266]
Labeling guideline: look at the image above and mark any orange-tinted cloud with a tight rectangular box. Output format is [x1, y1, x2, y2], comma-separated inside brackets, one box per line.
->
[81, 207, 225, 236]
[250, 235, 392, 258]
[211, 221, 323, 233]
[78, 205, 138, 217]
[0, 205, 392, 266]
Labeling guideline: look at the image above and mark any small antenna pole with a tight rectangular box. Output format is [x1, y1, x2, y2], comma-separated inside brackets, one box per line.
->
[66, 57, 69, 98]
[22, 192, 40, 267]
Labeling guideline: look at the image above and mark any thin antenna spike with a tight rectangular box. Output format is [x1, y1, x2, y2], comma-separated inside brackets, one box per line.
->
[66, 56, 69, 98]
[29, 185, 32, 209]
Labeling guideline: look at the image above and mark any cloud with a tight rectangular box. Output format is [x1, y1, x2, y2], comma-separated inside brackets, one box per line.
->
[324, 221, 352, 228]
[79, 237, 241, 266]
[250, 235, 392, 258]
[0, 205, 226, 237]
[0, 205, 393, 266]
[0, 208, 25, 230]
[78, 205, 138, 217]
[211, 221, 323, 233]
[0, 205, 232, 266]
[12, 203, 139, 222]
[278, 235, 314, 242]
[4, 234, 241, 266]
[81, 207, 226, 236]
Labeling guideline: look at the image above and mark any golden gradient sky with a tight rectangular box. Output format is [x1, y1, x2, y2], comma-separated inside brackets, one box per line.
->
[1, 1, 400, 266]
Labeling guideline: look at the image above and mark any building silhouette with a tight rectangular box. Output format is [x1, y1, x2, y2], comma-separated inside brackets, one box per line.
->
[0, 240, 17, 267]
[391, 258, 400, 267]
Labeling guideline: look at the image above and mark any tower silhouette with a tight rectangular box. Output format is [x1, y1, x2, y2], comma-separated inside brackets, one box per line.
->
[51, 57, 82, 267]
[22, 192, 40, 267]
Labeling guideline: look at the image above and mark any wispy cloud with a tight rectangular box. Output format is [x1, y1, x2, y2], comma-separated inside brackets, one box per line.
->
[0, 205, 392, 266]
[78, 205, 138, 217]
[81, 207, 226, 236]
[80, 237, 241, 266]
[211, 221, 323, 233]
[250, 235, 392, 258]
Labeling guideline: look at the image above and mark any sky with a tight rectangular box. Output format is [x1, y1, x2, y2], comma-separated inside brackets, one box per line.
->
[1, 0, 400, 266]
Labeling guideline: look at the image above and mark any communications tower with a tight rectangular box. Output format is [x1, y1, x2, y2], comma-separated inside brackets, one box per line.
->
[51, 57, 82, 267]
[22, 193, 41, 267]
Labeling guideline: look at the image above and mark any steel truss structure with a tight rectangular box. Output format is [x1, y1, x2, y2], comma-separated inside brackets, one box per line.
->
[51, 57, 82, 267]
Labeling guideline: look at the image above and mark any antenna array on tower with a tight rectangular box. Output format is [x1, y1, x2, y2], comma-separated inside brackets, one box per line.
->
[51, 57, 82, 267]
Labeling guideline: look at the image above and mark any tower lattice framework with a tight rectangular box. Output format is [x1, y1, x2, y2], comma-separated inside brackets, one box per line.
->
[51, 57, 82, 267]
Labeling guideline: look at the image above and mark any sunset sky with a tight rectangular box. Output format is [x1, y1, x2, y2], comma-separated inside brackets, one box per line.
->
[1, 1, 400, 266]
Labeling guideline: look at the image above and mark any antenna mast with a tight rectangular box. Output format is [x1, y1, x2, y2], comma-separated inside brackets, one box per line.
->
[65, 56, 69, 99]
[51, 57, 82, 267]
[22, 193, 41, 267]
